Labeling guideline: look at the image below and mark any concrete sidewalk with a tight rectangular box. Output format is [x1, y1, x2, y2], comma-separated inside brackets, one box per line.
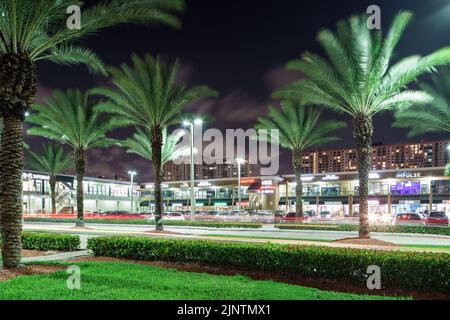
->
[21, 250, 91, 264]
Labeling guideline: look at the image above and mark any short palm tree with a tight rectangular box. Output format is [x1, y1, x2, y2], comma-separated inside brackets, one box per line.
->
[93, 54, 217, 230]
[393, 70, 450, 136]
[275, 11, 450, 238]
[119, 127, 191, 166]
[27, 89, 127, 227]
[26, 144, 74, 214]
[0, 0, 184, 268]
[255, 100, 346, 216]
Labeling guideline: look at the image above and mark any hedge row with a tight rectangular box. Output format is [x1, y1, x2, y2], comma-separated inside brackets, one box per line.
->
[276, 223, 450, 235]
[24, 217, 262, 229]
[21, 232, 80, 251]
[88, 236, 450, 293]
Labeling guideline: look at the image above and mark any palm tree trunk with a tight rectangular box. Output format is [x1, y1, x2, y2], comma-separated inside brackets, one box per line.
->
[74, 149, 86, 228]
[0, 114, 24, 268]
[151, 126, 164, 231]
[353, 114, 373, 239]
[0, 53, 36, 268]
[292, 149, 303, 217]
[50, 176, 56, 214]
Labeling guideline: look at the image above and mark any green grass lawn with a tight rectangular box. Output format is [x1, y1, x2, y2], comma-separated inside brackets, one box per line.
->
[0, 261, 403, 300]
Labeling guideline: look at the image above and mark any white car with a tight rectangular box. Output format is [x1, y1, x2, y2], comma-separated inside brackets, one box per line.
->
[165, 212, 185, 221]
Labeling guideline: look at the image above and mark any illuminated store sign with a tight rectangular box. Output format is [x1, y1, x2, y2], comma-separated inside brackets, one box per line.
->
[322, 175, 339, 181]
[396, 171, 421, 178]
[197, 181, 212, 187]
[22, 172, 50, 180]
[369, 173, 380, 179]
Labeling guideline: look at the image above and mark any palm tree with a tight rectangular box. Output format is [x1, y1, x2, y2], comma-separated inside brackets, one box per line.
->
[93, 54, 217, 230]
[255, 100, 346, 216]
[26, 89, 127, 227]
[26, 144, 74, 214]
[274, 11, 450, 238]
[393, 70, 450, 136]
[0, 0, 184, 268]
[119, 127, 191, 166]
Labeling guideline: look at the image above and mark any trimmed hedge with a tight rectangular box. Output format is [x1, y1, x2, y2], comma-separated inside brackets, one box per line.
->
[88, 236, 450, 293]
[21, 232, 80, 251]
[24, 217, 262, 229]
[276, 223, 450, 236]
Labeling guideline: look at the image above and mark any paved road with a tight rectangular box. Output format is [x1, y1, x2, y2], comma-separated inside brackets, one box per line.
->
[23, 221, 450, 247]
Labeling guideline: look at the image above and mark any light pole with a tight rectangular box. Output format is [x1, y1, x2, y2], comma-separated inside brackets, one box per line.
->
[183, 118, 202, 217]
[236, 158, 245, 214]
[128, 170, 137, 213]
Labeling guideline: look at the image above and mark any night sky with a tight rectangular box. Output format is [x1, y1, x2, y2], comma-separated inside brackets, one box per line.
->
[27, 0, 450, 182]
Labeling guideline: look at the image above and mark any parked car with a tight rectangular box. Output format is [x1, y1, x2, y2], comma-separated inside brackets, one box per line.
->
[426, 211, 449, 226]
[319, 211, 332, 219]
[394, 213, 424, 226]
[165, 212, 185, 221]
[282, 212, 310, 222]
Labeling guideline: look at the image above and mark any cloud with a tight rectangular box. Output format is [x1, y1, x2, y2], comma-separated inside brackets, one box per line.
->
[263, 66, 303, 92]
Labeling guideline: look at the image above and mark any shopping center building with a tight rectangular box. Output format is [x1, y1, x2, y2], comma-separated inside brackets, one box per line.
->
[139, 167, 450, 216]
[22, 170, 139, 214]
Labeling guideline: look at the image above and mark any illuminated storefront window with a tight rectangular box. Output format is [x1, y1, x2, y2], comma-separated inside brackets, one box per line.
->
[390, 181, 421, 195]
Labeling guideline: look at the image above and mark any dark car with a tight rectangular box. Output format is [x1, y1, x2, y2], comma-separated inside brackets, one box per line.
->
[320, 211, 332, 219]
[426, 211, 449, 226]
[394, 213, 424, 226]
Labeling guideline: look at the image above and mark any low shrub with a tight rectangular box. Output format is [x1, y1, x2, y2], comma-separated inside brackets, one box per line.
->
[276, 223, 450, 235]
[21, 232, 80, 251]
[88, 236, 450, 293]
[24, 217, 262, 229]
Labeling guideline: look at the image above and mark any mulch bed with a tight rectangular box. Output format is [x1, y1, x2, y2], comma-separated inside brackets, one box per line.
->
[21, 249, 59, 258]
[71, 256, 449, 300]
[0, 265, 64, 282]
[332, 237, 400, 247]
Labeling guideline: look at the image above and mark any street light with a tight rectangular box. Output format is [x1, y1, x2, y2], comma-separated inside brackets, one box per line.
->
[183, 118, 203, 216]
[235, 158, 245, 214]
[128, 170, 137, 213]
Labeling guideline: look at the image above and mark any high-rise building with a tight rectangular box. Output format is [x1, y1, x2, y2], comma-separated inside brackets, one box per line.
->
[302, 139, 450, 174]
[163, 161, 259, 181]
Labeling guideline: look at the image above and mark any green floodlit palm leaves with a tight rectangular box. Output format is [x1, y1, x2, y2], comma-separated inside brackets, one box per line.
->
[93, 54, 218, 230]
[119, 128, 191, 166]
[92, 54, 218, 129]
[255, 100, 346, 216]
[26, 89, 127, 226]
[0, 0, 185, 72]
[26, 143, 74, 214]
[393, 70, 450, 136]
[274, 11, 450, 238]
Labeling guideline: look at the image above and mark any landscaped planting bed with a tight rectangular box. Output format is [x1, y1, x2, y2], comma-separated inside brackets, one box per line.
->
[24, 217, 262, 229]
[275, 223, 450, 235]
[88, 236, 450, 293]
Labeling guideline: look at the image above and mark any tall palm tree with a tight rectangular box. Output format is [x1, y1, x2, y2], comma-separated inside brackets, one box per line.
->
[255, 100, 346, 216]
[275, 11, 450, 238]
[119, 127, 191, 166]
[0, 0, 184, 268]
[26, 89, 127, 227]
[393, 70, 450, 136]
[26, 144, 74, 214]
[93, 54, 217, 230]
